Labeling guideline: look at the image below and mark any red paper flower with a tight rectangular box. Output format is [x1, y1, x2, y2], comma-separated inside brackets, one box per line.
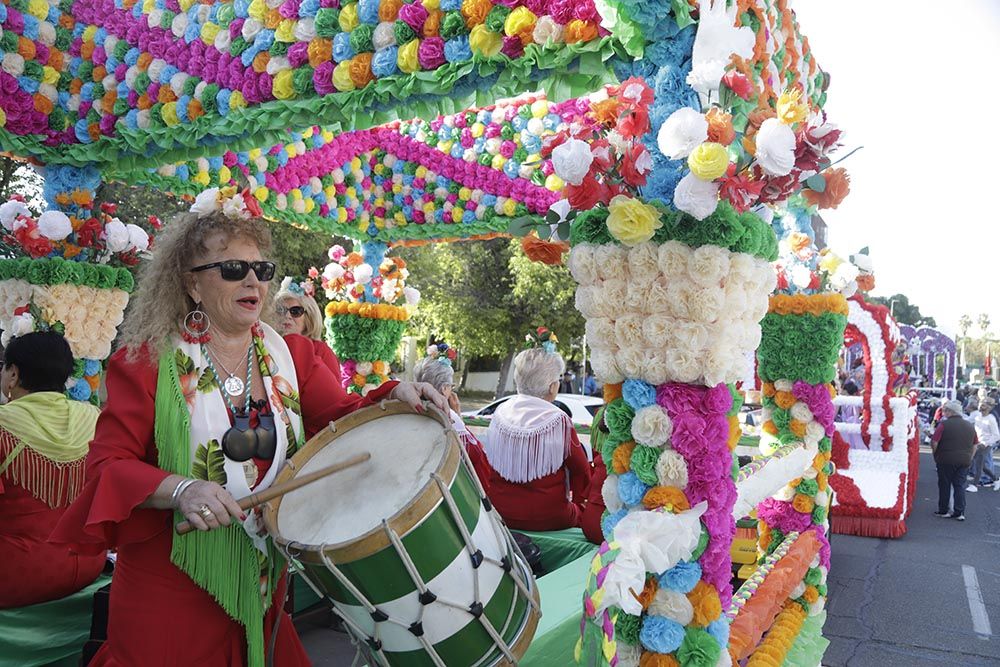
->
[721, 70, 754, 100]
[242, 189, 263, 218]
[565, 174, 608, 209]
[718, 168, 765, 213]
[620, 144, 652, 188]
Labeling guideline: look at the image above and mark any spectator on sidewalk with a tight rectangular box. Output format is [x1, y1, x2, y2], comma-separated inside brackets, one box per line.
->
[969, 398, 999, 491]
[931, 401, 978, 521]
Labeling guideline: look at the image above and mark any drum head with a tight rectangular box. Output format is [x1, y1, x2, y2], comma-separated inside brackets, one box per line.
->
[275, 410, 449, 548]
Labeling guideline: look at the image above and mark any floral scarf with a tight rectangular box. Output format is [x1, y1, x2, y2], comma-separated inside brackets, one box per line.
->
[154, 323, 304, 667]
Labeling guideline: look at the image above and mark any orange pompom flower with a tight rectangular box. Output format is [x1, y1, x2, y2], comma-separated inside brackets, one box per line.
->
[688, 581, 722, 626]
[642, 486, 690, 512]
[612, 442, 636, 474]
[521, 232, 568, 265]
[803, 168, 851, 210]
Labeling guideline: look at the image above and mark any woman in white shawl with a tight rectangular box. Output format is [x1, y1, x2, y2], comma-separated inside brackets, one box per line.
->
[483, 334, 591, 531]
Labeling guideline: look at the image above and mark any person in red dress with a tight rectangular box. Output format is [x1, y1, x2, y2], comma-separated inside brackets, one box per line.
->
[413, 344, 491, 494]
[274, 273, 342, 381]
[483, 335, 591, 531]
[51, 192, 445, 667]
[580, 405, 610, 545]
[0, 331, 106, 608]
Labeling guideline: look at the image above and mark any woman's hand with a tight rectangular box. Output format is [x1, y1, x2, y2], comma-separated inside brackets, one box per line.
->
[390, 381, 448, 414]
[447, 392, 461, 414]
[177, 480, 245, 532]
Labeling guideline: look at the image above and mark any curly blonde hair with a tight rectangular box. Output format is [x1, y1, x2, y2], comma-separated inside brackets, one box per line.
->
[119, 211, 274, 362]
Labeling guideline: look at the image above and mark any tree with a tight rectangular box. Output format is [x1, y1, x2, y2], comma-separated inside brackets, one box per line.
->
[978, 313, 992, 338]
[959, 314, 973, 339]
[0, 157, 44, 211]
[399, 238, 583, 397]
[868, 293, 936, 328]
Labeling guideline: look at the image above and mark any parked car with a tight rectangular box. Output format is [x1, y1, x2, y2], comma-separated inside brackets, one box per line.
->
[462, 393, 604, 460]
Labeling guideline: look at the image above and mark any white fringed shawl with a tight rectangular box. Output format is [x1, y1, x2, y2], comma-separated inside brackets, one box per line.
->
[484, 394, 573, 483]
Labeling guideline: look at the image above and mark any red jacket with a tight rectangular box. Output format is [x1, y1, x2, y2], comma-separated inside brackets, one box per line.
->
[486, 428, 591, 531]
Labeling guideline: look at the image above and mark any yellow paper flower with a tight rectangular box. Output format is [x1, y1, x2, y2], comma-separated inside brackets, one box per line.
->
[504, 6, 537, 41]
[469, 24, 503, 57]
[818, 249, 844, 274]
[272, 69, 296, 99]
[332, 61, 355, 91]
[606, 195, 663, 246]
[777, 88, 809, 125]
[687, 142, 729, 181]
[397, 38, 421, 73]
[339, 3, 359, 31]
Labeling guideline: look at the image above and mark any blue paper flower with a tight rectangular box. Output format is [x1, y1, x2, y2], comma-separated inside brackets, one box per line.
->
[83, 359, 102, 377]
[640, 615, 685, 654]
[622, 379, 656, 411]
[707, 618, 730, 648]
[617, 471, 649, 508]
[658, 560, 702, 593]
[601, 508, 629, 538]
[68, 380, 92, 402]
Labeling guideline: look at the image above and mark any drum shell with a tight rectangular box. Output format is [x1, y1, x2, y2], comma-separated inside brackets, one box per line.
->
[263, 402, 539, 666]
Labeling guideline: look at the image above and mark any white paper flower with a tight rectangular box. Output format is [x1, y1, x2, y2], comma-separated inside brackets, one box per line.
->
[10, 312, 35, 337]
[0, 201, 30, 231]
[584, 318, 616, 350]
[673, 172, 720, 221]
[574, 286, 599, 318]
[755, 118, 796, 176]
[36, 211, 72, 241]
[627, 243, 659, 285]
[403, 286, 420, 306]
[126, 224, 150, 252]
[104, 218, 131, 252]
[616, 346, 647, 379]
[593, 280, 627, 318]
[593, 244, 629, 280]
[614, 314, 646, 349]
[790, 263, 813, 290]
[664, 347, 702, 384]
[373, 22, 396, 50]
[643, 350, 669, 386]
[616, 643, 641, 667]
[649, 588, 695, 625]
[790, 401, 814, 423]
[688, 244, 732, 288]
[657, 240, 692, 278]
[353, 264, 374, 285]
[567, 245, 598, 286]
[688, 0, 755, 93]
[631, 405, 673, 447]
[716, 649, 734, 667]
[688, 286, 726, 324]
[551, 138, 593, 186]
[356, 361, 373, 376]
[646, 277, 671, 315]
[602, 475, 624, 513]
[657, 108, 709, 160]
[590, 349, 623, 385]
[643, 314, 674, 349]
[190, 188, 221, 217]
[532, 15, 564, 44]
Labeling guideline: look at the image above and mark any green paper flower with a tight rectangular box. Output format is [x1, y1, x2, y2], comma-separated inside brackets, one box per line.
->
[677, 626, 722, 667]
[614, 611, 642, 645]
[604, 399, 635, 441]
[630, 444, 660, 487]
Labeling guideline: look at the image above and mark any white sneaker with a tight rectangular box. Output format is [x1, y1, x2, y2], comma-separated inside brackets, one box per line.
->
[993, 480, 1000, 491]
[966, 484, 978, 493]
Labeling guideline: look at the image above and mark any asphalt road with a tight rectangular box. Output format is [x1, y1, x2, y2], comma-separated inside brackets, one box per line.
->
[824, 451, 1000, 667]
[297, 450, 1000, 666]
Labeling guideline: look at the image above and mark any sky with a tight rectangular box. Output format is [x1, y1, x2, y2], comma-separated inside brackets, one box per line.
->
[791, 1, 1000, 337]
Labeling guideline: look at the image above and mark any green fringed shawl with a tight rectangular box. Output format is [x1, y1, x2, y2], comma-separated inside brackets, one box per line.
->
[154, 349, 284, 667]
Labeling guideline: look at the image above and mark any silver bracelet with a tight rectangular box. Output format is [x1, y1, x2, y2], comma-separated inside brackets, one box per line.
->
[170, 478, 197, 508]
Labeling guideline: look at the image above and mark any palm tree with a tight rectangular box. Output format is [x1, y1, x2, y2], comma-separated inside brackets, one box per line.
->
[979, 313, 992, 338]
[959, 314, 972, 339]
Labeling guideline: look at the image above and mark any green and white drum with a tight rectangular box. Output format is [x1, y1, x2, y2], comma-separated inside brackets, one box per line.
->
[263, 401, 540, 666]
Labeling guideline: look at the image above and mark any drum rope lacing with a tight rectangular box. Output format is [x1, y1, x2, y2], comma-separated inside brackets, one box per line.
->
[279, 420, 539, 666]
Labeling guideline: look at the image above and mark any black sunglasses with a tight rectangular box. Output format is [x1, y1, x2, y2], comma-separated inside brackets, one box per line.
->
[190, 260, 276, 282]
[277, 305, 305, 318]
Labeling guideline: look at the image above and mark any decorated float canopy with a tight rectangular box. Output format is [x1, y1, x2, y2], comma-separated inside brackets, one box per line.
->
[1, 1, 861, 665]
[898, 324, 957, 392]
[1, 0, 828, 205]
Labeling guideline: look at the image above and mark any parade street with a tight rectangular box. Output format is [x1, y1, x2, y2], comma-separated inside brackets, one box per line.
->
[824, 451, 1000, 666]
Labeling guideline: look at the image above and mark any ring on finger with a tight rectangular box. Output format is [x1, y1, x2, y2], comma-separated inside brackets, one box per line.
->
[198, 504, 213, 519]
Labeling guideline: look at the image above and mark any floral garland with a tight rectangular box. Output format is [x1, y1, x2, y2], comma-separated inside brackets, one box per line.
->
[578, 379, 745, 667]
[321, 241, 416, 394]
[745, 601, 806, 667]
[754, 291, 845, 634]
[0, 190, 141, 404]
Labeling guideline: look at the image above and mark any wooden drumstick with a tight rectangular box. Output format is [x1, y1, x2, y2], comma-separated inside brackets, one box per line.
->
[175, 451, 371, 535]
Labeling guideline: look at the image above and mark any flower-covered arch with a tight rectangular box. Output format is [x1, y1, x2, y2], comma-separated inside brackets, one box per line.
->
[899, 324, 957, 394]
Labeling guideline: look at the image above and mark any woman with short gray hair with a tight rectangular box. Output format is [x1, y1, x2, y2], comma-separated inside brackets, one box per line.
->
[484, 329, 591, 531]
[414, 343, 491, 492]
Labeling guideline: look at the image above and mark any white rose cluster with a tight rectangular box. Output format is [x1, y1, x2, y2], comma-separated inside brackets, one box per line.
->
[570, 240, 775, 386]
[28, 285, 130, 360]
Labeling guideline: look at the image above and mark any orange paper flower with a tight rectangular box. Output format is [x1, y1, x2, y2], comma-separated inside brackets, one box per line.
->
[604, 383, 623, 403]
[639, 653, 680, 667]
[706, 108, 736, 145]
[792, 494, 815, 513]
[774, 391, 796, 410]
[634, 576, 658, 610]
[688, 581, 723, 626]
[642, 486, 690, 512]
[521, 232, 568, 265]
[803, 167, 851, 210]
[612, 441, 636, 474]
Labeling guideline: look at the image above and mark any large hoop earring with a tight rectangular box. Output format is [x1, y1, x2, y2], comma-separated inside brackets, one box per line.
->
[182, 304, 211, 344]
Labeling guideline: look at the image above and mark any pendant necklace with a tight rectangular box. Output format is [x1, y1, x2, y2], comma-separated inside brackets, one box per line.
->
[206, 343, 253, 397]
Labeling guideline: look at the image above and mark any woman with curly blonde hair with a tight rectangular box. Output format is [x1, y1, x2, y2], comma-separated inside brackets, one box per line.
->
[52, 189, 444, 667]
